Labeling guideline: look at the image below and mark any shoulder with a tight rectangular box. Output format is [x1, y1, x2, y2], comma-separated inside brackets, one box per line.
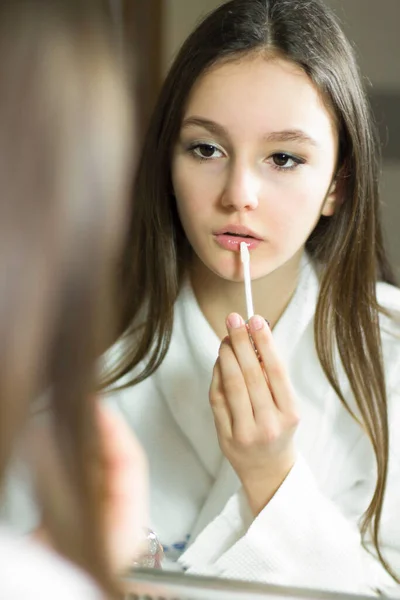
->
[377, 281, 400, 317]
[377, 281, 400, 342]
[376, 282, 400, 338]
[376, 282, 400, 400]
[0, 529, 101, 599]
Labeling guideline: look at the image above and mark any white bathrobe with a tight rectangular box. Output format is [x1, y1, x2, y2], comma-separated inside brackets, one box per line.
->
[105, 257, 400, 595]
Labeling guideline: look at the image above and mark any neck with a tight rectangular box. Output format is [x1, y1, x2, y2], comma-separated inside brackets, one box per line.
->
[191, 251, 304, 340]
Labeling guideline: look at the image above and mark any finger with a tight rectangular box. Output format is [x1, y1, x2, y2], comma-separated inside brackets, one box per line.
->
[209, 357, 232, 438]
[97, 404, 149, 567]
[218, 333, 256, 429]
[97, 404, 145, 471]
[97, 407, 148, 518]
[226, 313, 275, 417]
[248, 316, 297, 414]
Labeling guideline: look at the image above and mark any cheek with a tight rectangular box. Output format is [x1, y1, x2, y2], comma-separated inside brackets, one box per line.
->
[174, 184, 205, 228]
[262, 177, 328, 236]
[172, 160, 215, 223]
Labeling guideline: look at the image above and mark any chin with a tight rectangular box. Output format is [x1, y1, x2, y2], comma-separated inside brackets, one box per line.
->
[198, 247, 285, 283]
[222, 261, 283, 284]
[205, 258, 244, 283]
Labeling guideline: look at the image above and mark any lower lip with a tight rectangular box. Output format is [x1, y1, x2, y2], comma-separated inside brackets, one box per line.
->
[214, 234, 261, 251]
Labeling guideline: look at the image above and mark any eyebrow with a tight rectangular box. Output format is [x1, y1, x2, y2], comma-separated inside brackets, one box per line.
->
[181, 116, 319, 148]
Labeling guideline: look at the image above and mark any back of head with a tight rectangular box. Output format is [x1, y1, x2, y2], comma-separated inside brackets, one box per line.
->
[0, 0, 133, 593]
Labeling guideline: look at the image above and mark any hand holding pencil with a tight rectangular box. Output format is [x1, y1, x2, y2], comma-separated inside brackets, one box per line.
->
[209, 243, 300, 516]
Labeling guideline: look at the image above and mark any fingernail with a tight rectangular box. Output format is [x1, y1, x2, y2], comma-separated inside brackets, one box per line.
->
[250, 315, 265, 331]
[227, 313, 243, 329]
[264, 318, 270, 328]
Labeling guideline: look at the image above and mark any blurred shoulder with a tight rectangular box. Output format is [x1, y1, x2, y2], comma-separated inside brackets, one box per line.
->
[0, 528, 101, 599]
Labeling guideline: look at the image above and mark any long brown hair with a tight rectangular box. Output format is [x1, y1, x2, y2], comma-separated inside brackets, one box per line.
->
[0, 0, 134, 595]
[104, 0, 397, 582]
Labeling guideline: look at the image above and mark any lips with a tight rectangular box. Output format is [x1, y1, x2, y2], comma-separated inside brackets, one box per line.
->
[213, 225, 263, 252]
[214, 225, 263, 240]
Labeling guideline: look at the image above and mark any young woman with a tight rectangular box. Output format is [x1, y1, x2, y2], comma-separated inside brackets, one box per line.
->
[100, 0, 400, 595]
[0, 0, 148, 597]
[4, 0, 400, 595]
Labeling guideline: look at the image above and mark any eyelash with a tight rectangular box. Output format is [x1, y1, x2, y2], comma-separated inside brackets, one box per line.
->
[186, 143, 305, 172]
[187, 143, 224, 163]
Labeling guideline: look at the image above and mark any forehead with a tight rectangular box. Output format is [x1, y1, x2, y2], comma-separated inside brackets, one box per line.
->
[183, 55, 337, 145]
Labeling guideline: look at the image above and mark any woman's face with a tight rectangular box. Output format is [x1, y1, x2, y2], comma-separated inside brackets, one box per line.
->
[171, 55, 339, 282]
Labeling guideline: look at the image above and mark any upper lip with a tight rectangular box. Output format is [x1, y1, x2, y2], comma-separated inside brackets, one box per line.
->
[214, 224, 263, 240]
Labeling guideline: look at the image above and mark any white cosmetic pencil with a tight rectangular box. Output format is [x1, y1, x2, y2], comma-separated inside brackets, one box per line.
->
[240, 242, 254, 321]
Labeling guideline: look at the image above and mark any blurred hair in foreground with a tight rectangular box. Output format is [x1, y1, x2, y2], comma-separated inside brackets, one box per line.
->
[0, 0, 138, 595]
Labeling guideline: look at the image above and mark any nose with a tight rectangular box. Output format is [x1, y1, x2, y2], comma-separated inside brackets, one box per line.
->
[220, 161, 259, 211]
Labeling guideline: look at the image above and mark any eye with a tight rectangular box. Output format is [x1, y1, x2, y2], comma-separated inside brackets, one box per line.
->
[270, 153, 304, 171]
[190, 143, 224, 160]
